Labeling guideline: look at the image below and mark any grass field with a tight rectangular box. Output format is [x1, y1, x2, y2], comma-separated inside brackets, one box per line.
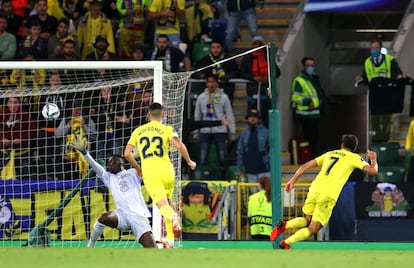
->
[2, 241, 414, 268]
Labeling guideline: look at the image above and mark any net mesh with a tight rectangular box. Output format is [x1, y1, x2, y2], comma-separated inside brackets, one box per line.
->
[0, 62, 190, 247]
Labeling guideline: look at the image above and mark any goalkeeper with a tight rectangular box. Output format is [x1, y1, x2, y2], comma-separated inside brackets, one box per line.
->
[124, 102, 197, 247]
[69, 135, 156, 248]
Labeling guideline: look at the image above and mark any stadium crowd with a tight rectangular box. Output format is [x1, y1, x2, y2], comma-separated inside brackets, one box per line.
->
[0, 0, 270, 181]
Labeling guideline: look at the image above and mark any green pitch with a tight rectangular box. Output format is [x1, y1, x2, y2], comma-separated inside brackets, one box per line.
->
[1, 242, 414, 268]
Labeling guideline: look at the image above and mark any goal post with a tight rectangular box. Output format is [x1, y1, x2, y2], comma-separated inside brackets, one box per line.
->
[0, 60, 190, 247]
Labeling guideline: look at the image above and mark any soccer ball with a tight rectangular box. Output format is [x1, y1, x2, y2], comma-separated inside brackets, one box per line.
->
[42, 103, 60, 120]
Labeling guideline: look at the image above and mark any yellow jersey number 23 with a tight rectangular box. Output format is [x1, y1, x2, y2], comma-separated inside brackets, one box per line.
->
[140, 136, 164, 159]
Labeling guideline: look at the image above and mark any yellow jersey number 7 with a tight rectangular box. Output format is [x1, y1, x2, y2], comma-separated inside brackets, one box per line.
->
[140, 136, 164, 159]
[325, 156, 339, 175]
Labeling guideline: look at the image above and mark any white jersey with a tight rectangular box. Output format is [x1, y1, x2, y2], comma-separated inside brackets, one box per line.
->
[84, 153, 151, 218]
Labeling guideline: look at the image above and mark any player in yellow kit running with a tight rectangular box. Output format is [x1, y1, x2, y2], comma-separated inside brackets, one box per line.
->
[124, 102, 196, 247]
[270, 134, 378, 249]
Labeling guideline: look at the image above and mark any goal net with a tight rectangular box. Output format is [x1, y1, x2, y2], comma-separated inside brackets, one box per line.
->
[0, 61, 191, 248]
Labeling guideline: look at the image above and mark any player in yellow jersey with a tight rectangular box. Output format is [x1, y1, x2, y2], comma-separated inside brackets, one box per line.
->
[124, 102, 196, 247]
[270, 134, 378, 249]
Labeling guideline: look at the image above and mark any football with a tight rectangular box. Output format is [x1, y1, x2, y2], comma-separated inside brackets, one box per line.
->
[42, 103, 60, 120]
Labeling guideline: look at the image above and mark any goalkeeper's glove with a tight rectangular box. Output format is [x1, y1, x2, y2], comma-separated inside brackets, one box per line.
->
[69, 135, 88, 155]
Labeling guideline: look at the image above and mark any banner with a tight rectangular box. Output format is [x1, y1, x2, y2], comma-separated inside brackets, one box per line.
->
[181, 180, 236, 234]
[0, 179, 131, 241]
[355, 182, 414, 219]
[304, 0, 410, 12]
[0, 179, 236, 240]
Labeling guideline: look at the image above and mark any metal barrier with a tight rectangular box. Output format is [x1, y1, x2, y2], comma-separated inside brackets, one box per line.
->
[236, 181, 312, 240]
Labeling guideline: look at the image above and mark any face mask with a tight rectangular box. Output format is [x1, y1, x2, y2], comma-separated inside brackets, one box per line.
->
[305, 66, 314, 75]
[370, 49, 380, 58]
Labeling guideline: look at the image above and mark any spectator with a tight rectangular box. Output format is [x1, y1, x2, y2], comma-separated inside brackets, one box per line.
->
[0, 97, 36, 180]
[85, 35, 118, 60]
[194, 40, 240, 104]
[130, 42, 146, 61]
[55, 100, 97, 178]
[77, 0, 115, 59]
[225, 0, 260, 52]
[116, 0, 146, 58]
[47, 17, 79, 59]
[9, 52, 47, 111]
[10, 0, 30, 19]
[54, 39, 81, 92]
[131, 89, 152, 129]
[149, 34, 190, 72]
[55, 39, 80, 60]
[85, 35, 118, 78]
[46, 0, 71, 20]
[26, 0, 58, 40]
[236, 109, 270, 184]
[248, 176, 272, 240]
[193, 74, 236, 176]
[1, 0, 24, 42]
[0, 14, 17, 60]
[240, 36, 280, 127]
[89, 86, 130, 162]
[184, 1, 215, 43]
[17, 20, 48, 60]
[148, 0, 185, 48]
[291, 56, 325, 157]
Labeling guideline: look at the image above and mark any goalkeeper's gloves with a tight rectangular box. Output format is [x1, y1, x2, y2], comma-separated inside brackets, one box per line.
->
[69, 135, 88, 155]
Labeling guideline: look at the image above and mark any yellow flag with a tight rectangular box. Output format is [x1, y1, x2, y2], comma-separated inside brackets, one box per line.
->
[1, 150, 16, 180]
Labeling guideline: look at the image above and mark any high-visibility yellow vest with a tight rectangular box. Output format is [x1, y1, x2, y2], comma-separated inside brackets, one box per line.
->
[364, 54, 393, 82]
[291, 76, 320, 116]
[248, 190, 272, 236]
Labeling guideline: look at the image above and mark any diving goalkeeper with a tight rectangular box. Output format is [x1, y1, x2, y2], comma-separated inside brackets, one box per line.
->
[69, 135, 156, 248]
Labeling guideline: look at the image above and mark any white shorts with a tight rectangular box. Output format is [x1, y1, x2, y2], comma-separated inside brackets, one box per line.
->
[114, 209, 152, 242]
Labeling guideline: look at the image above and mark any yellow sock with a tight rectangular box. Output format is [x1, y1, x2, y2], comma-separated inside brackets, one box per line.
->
[159, 205, 175, 240]
[286, 217, 308, 229]
[285, 227, 311, 245]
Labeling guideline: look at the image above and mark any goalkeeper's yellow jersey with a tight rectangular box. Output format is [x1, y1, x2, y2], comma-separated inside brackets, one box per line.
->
[310, 149, 368, 201]
[128, 120, 178, 171]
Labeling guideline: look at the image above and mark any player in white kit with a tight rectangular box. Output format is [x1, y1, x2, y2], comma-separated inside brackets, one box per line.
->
[70, 136, 156, 248]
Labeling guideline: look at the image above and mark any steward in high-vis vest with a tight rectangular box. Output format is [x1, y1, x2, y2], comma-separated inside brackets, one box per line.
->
[355, 37, 403, 142]
[248, 176, 272, 240]
[357, 37, 403, 82]
[290, 57, 325, 157]
[291, 67, 325, 119]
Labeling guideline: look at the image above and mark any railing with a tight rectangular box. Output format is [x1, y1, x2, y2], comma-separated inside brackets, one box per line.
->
[186, 78, 267, 119]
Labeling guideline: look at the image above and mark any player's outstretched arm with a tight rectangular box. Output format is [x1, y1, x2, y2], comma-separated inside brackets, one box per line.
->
[124, 144, 143, 176]
[69, 135, 106, 177]
[171, 137, 196, 170]
[286, 159, 317, 192]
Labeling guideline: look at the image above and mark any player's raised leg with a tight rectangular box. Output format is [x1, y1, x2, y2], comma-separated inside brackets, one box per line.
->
[270, 217, 309, 241]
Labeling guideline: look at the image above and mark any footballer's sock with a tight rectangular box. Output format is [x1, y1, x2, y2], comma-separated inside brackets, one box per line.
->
[160, 205, 175, 240]
[87, 221, 106, 247]
[286, 217, 308, 229]
[285, 227, 311, 245]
